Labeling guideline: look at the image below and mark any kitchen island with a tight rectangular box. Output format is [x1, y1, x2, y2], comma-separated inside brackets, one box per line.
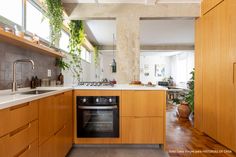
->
[74, 84, 167, 149]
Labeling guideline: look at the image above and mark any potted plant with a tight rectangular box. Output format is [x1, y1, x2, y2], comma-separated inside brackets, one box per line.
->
[177, 69, 194, 119]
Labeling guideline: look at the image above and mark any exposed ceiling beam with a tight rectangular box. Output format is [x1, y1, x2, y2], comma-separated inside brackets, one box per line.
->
[98, 44, 194, 51]
[63, 3, 200, 20]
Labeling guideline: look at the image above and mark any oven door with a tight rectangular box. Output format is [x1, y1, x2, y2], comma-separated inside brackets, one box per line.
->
[77, 105, 119, 138]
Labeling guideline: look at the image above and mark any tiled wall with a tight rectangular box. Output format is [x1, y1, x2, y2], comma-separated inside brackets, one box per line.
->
[0, 42, 60, 90]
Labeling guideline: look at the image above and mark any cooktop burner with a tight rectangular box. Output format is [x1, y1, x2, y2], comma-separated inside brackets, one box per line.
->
[78, 82, 114, 87]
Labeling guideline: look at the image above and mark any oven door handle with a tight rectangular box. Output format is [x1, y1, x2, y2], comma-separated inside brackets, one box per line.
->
[78, 106, 117, 110]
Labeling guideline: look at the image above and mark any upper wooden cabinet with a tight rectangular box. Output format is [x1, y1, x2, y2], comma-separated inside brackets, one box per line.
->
[122, 91, 164, 117]
[201, 0, 224, 15]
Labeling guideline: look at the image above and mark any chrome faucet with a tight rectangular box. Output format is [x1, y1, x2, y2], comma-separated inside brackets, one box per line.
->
[12, 59, 35, 92]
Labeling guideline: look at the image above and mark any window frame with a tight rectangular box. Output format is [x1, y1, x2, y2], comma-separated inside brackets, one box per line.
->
[0, 0, 69, 53]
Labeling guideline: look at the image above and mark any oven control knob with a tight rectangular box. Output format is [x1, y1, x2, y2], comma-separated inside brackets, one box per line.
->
[109, 98, 112, 103]
[96, 98, 99, 103]
[82, 98, 87, 103]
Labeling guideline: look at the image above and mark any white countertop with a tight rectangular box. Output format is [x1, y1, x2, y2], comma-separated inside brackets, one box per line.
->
[0, 84, 167, 110]
[0, 86, 73, 110]
[74, 84, 168, 91]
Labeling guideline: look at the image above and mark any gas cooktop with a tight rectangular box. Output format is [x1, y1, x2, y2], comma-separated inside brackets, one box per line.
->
[78, 82, 114, 87]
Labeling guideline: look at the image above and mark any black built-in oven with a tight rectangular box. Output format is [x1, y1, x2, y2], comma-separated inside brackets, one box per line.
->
[77, 96, 119, 138]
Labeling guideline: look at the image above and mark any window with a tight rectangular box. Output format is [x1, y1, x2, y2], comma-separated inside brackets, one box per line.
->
[85, 51, 92, 63]
[26, 1, 50, 41]
[80, 47, 91, 63]
[60, 30, 70, 52]
[0, 0, 23, 25]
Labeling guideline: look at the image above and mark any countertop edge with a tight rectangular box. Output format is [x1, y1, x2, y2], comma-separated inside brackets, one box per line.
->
[0, 87, 73, 110]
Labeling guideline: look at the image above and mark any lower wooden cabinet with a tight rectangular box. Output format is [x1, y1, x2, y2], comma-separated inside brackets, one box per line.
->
[39, 91, 73, 157]
[39, 123, 72, 157]
[122, 117, 164, 144]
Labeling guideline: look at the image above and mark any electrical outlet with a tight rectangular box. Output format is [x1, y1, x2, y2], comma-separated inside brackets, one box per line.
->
[47, 69, 51, 77]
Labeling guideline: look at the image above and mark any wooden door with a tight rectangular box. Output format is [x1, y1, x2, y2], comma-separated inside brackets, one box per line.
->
[202, 3, 221, 139]
[217, 0, 235, 150]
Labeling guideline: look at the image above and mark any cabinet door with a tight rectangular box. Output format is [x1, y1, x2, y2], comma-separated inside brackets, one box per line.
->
[54, 91, 73, 133]
[217, 0, 236, 151]
[202, 2, 222, 140]
[39, 96, 55, 145]
[54, 94, 65, 133]
[194, 18, 203, 131]
[202, 0, 224, 15]
[122, 117, 163, 144]
[54, 123, 72, 157]
[122, 91, 164, 117]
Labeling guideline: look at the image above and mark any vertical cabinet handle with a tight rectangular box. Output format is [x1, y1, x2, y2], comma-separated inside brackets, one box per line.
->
[233, 63, 236, 84]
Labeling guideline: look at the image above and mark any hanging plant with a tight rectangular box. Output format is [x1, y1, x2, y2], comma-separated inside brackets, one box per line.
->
[68, 20, 86, 82]
[94, 46, 99, 66]
[43, 0, 63, 46]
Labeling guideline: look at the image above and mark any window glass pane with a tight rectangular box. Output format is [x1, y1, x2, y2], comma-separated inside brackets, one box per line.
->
[0, 0, 22, 25]
[60, 30, 69, 52]
[86, 51, 91, 63]
[26, 1, 50, 41]
[81, 47, 86, 60]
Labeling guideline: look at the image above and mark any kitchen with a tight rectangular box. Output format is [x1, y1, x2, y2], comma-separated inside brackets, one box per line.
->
[0, 0, 236, 157]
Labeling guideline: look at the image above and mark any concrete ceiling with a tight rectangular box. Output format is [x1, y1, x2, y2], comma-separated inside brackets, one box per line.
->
[62, 0, 200, 4]
[84, 19, 194, 46]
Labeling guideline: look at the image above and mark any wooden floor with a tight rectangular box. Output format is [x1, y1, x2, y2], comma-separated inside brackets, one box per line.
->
[166, 104, 236, 157]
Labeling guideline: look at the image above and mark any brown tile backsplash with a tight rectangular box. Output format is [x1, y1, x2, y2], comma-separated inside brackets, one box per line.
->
[0, 42, 60, 90]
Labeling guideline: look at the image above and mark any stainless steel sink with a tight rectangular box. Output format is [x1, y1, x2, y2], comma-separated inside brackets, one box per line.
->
[20, 90, 56, 95]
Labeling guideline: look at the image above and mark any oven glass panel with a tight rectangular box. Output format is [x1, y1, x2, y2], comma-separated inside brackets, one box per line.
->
[83, 110, 114, 132]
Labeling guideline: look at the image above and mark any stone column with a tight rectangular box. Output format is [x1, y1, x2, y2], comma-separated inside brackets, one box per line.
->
[116, 16, 140, 84]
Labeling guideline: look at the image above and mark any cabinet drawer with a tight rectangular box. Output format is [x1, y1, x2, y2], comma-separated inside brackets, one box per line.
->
[18, 140, 38, 157]
[55, 123, 72, 157]
[122, 91, 165, 117]
[0, 120, 38, 157]
[0, 101, 38, 137]
[122, 117, 164, 144]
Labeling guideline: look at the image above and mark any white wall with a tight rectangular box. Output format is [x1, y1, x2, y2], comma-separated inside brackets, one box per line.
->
[140, 51, 194, 86]
[63, 51, 102, 85]
[100, 51, 117, 81]
[170, 52, 194, 86]
[140, 55, 171, 84]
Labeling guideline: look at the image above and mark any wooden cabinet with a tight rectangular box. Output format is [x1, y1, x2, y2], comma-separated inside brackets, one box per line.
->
[0, 102, 38, 157]
[196, 0, 236, 152]
[202, 0, 224, 15]
[122, 117, 163, 144]
[194, 18, 203, 131]
[121, 90, 166, 146]
[39, 96, 55, 145]
[39, 91, 73, 157]
[122, 91, 164, 117]
[0, 101, 38, 137]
